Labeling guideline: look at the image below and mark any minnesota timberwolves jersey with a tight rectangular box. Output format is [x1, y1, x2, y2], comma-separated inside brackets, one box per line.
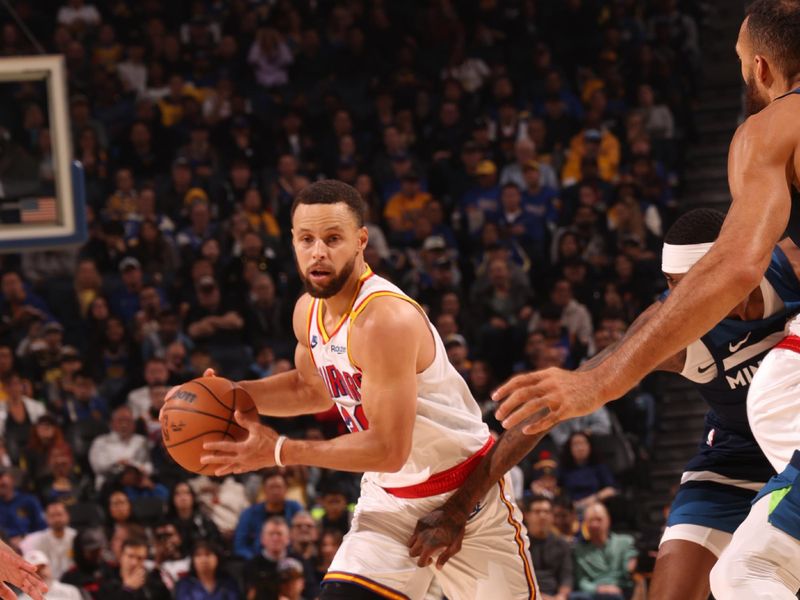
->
[674, 247, 800, 483]
[306, 267, 490, 491]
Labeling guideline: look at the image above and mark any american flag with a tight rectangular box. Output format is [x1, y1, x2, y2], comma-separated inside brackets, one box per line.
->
[20, 197, 57, 223]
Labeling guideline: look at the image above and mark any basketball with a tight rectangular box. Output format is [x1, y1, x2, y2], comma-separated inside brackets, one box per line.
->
[161, 377, 257, 474]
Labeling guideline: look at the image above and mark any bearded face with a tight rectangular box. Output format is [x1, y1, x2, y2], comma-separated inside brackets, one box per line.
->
[745, 71, 771, 116]
[299, 253, 357, 299]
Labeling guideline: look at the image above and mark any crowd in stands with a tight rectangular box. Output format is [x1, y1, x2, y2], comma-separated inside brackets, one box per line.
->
[0, 0, 710, 598]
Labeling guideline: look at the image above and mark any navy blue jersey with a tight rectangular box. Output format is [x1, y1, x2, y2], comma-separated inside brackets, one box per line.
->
[663, 247, 800, 483]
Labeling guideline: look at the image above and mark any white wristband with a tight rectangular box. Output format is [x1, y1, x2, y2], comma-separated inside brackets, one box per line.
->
[274, 435, 287, 468]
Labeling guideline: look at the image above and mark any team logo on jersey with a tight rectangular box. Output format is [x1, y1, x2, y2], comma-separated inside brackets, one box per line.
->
[729, 332, 752, 353]
[468, 501, 485, 520]
[310, 335, 318, 348]
[697, 362, 715, 375]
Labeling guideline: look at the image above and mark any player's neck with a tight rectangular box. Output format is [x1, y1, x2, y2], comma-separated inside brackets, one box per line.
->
[771, 77, 800, 101]
[321, 258, 368, 319]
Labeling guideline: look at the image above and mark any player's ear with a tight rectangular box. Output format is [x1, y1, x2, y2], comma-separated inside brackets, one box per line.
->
[358, 226, 369, 251]
[754, 54, 771, 86]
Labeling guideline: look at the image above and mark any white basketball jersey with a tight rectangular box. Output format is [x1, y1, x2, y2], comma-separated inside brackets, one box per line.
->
[307, 268, 490, 489]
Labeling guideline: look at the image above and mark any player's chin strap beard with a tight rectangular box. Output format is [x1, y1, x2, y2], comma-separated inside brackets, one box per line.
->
[661, 242, 714, 274]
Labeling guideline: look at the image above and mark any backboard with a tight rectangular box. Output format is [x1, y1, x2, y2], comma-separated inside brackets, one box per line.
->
[0, 55, 86, 252]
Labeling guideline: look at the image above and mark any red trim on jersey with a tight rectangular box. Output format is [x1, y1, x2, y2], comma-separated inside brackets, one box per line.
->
[777, 335, 800, 353]
[306, 298, 317, 368]
[382, 436, 495, 499]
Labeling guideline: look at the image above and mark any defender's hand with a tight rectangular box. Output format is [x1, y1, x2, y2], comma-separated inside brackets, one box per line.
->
[408, 507, 467, 569]
[493, 368, 604, 435]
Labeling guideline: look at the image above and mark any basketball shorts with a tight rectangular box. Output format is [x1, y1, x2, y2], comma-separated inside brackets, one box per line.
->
[747, 329, 800, 473]
[661, 471, 763, 557]
[749, 451, 800, 541]
[323, 473, 538, 600]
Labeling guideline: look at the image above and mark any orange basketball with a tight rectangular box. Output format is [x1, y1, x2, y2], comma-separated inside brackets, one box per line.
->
[161, 376, 257, 474]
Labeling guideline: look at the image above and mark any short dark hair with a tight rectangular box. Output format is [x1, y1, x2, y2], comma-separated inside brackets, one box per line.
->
[291, 179, 366, 227]
[664, 208, 726, 245]
[526, 495, 553, 511]
[746, 0, 800, 80]
[121, 536, 149, 552]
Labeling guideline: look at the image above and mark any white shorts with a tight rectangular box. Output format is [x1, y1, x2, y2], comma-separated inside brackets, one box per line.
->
[660, 524, 733, 559]
[747, 336, 800, 472]
[325, 473, 538, 600]
[711, 494, 800, 599]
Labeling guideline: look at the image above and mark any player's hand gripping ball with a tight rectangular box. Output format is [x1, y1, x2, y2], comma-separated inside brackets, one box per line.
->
[161, 376, 257, 474]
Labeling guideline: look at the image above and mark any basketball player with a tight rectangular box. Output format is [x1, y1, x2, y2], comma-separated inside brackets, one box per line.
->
[409, 208, 800, 600]
[0, 539, 47, 599]
[182, 180, 538, 600]
[488, 2, 800, 598]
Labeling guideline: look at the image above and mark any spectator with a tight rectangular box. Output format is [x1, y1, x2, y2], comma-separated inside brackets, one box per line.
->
[548, 402, 614, 452]
[88, 316, 140, 404]
[185, 276, 245, 350]
[99, 537, 171, 600]
[383, 169, 432, 236]
[525, 496, 572, 600]
[495, 183, 545, 261]
[61, 527, 112, 598]
[108, 522, 147, 567]
[546, 280, 594, 354]
[502, 138, 560, 192]
[0, 467, 45, 542]
[144, 310, 188, 360]
[244, 273, 292, 352]
[444, 334, 471, 379]
[242, 188, 281, 241]
[174, 540, 239, 600]
[234, 470, 303, 560]
[151, 520, 191, 590]
[552, 496, 579, 544]
[189, 476, 249, 540]
[38, 444, 92, 505]
[88, 406, 152, 490]
[127, 357, 170, 421]
[571, 503, 637, 600]
[244, 516, 291, 597]
[311, 482, 352, 536]
[277, 557, 307, 600]
[248, 28, 293, 89]
[558, 432, 617, 513]
[129, 219, 180, 280]
[106, 490, 135, 532]
[166, 481, 223, 554]
[61, 368, 108, 425]
[636, 84, 675, 141]
[529, 454, 560, 501]
[0, 271, 53, 348]
[561, 127, 621, 187]
[20, 499, 76, 580]
[20, 550, 82, 600]
[0, 373, 46, 457]
[460, 160, 501, 238]
[289, 511, 319, 598]
[312, 529, 343, 592]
